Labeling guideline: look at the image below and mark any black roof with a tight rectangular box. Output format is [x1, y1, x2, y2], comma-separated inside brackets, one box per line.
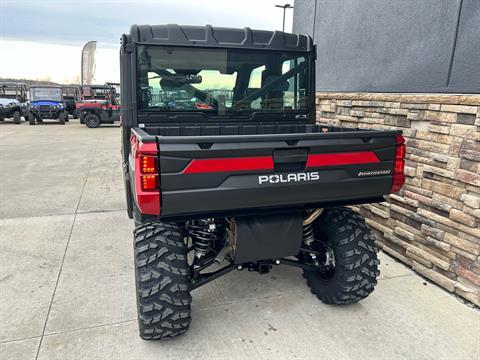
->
[80, 84, 107, 89]
[126, 24, 312, 52]
[0, 82, 26, 87]
[30, 85, 62, 89]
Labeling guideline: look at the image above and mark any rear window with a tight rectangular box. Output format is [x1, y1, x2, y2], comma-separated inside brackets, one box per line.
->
[136, 45, 309, 116]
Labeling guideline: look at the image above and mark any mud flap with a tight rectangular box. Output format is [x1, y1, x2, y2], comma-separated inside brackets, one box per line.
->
[234, 212, 303, 264]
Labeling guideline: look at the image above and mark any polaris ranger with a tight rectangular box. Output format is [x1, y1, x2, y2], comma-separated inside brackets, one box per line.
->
[28, 85, 68, 125]
[121, 24, 407, 340]
[0, 82, 28, 124]
[76, 83, 120, 128]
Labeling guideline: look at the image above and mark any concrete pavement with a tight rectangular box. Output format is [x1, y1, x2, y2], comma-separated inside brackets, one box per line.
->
[0, 120, 479, 360]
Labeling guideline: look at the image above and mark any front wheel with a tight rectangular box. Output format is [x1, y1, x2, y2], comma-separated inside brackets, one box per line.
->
[28, 113, 35, 125]
[58, 112, 66, 124]
[134, 222, 192, 340]
[13, 111, 21, 124]
[302, 207, 379, 304]
[84, 113, 100, 128]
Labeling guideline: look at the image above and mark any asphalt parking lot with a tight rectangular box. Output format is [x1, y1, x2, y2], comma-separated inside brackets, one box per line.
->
[0, 119, 479, 360]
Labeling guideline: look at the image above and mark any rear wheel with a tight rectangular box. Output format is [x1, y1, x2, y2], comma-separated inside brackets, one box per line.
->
[13, 111, 21, 124]
[84, 113, 100, 128]
[302, 207, 379, 304]
[134, 222, 192, 340]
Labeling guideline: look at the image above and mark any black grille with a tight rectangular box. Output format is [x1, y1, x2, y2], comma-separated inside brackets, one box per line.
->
[33, 106, 57, 119]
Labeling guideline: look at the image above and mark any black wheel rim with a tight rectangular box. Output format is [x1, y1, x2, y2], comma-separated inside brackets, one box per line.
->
[310, 230, 336, 280]
[86, 117, 98, 127]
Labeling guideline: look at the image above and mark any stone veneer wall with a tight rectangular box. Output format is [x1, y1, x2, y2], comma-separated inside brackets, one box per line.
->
[316, 93, 480, 306]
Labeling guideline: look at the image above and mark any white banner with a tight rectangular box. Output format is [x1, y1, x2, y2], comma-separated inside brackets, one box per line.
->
[81, 41, 97, 85]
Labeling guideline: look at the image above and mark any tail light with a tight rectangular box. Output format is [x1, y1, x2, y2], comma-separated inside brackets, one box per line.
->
[141, 156, 156, 174]
[141, 175, 157, 191]
[131, 135, 160, 215]
[391, 135, 406, 193]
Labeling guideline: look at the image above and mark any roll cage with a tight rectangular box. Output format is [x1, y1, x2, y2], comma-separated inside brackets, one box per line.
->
[0, 82, 28, 102]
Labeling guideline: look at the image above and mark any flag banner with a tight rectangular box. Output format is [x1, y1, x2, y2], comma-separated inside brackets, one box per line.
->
[81, 41, 97, 85]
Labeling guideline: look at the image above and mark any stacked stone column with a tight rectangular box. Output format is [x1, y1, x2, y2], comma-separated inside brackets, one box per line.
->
[317, 93, 480, 306]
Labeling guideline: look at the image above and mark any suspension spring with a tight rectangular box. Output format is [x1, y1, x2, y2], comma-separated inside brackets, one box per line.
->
[188, 219, 223, 268]
[302, 223, 315, 247]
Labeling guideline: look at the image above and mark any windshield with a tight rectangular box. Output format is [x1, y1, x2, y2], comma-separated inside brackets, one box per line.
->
[31, 87, 62, 102]
[137, 46, 309, 115]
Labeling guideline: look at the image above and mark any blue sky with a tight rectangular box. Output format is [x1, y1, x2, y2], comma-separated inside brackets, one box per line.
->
[0, 0, 294, 82]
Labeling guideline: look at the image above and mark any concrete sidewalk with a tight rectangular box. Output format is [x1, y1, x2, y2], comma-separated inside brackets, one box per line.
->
[0, 121, 479, 360]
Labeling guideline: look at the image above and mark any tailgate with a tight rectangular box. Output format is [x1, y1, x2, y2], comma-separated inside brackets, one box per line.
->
[156, 131, 399, 217]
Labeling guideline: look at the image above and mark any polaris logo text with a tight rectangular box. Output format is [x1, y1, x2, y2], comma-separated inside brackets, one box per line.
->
[258, 172, 320, 185]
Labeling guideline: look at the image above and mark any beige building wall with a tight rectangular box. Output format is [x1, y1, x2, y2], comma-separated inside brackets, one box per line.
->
[317, 93, 480, 306]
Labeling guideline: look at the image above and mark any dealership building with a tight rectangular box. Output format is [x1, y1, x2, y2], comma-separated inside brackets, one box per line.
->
[293, 0, 480, 306]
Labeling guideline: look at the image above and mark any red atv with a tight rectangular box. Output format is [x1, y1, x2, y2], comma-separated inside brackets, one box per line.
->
[76, 83, 120, 128]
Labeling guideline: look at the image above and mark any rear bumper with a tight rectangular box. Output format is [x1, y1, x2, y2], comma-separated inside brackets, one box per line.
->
[156, 196, 385, 222]
[159, 175, 390, 218]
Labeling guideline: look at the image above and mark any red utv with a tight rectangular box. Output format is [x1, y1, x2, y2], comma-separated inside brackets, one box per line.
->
[76, 83, 120, 128]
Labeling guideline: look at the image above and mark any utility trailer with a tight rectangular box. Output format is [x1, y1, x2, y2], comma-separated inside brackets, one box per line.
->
[120, 24, 406, 340]
[0, 82, 28, 124]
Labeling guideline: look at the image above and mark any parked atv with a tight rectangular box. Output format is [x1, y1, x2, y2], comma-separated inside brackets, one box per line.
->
[61, 86, 80, 119]
[121, 24, 406, 340]
[0, 82, 28, 124]
[76, 83, 120, 128]
[28, 85, 68, 125]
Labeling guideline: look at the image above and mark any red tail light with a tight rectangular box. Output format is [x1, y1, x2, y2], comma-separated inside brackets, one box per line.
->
[394, 159, 404, 174]
[131, 135, 160, 215]
[391, 135, 406, 193]
[141, 175, 157, 191]
[141, 156, 157, 174]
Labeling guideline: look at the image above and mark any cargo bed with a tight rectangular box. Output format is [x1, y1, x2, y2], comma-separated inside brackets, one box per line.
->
[130, 123, 400, 219]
